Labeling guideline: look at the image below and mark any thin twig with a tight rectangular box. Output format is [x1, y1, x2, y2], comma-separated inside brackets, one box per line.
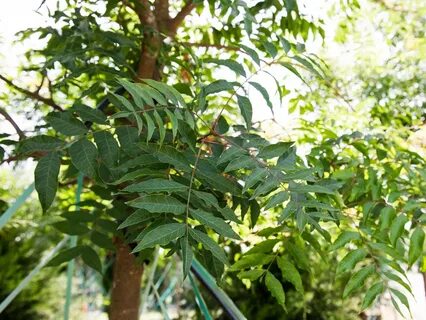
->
[0, 74, 63, 111]
[0, 108, 26, 139]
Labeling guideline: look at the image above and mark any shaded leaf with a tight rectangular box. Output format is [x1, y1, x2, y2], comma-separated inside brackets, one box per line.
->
[133, 223, 186, 252]
[46, 111, 87, 136]
[127, 195, 186, 215]
[190, 209, 240, 239]
[35, 152, 61, 212]
[343, 265, 375, 298]
[265, 271, 286, 310]
[69, 138, 98, 178]
[189, 228, 229, 265]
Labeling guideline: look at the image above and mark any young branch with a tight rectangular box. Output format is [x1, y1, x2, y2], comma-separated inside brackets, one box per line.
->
[0, 107, 26, 139]
[0, 74, 63, 112]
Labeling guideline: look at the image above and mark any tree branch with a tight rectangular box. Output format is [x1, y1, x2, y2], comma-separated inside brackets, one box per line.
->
[155, 0, 170, 27]
[0, 107, 26, 140]
[0, 74, 63, 111]
[169, 1, 196, 33]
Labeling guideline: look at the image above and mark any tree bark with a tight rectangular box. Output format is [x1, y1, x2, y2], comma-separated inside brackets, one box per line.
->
[109, 237, 144, 320]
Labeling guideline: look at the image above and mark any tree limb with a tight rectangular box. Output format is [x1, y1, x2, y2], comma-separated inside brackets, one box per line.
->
[0, 74, 63, 111]
[155, 0, 170, 28]
[0, 107, 26, 140]
[169, 1, 196, 33]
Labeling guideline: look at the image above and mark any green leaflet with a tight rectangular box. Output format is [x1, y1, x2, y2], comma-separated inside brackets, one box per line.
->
[153, 110, 165, 145]
[180, 236, 193, 279]
[115, 126, 138, 150]
[110, 92, 135, 111]
[343, 265, 375, 298]
[72, 104, 107, 124]
[291, 55, 323, 78]
[243, 167, 268, 193]
[237, 269, 265, 281]
[189, 228, 229, 265]
[53, 221, 90, 235]
[245, 239, 280, 255]
[203, 80, 237, 95]
[240, 44, 260, 65]
[336, 249, 368, 275]
[148, 144, 191, 172]
[237, 94, 252, 129]
[229, 253, 274, 271]
[258, 142, 294, 159]
[133, 223, 186, 252]
[249, 82, 273, 111]
[35, 152, 60, 212]
[204, 58, 246, 77]
[289, 183, 335, 195]
[118, 78, 153, 108]
[286, 241, 310, 272]
[90, 231, 114, 250]
[192, 190, 219, 208]
[217, 147, 246, 165]
[389, 214, 408, 246]
[19, 135, 64, 154]
[138, 84, 168, 105]
[379, 206, 396, 231]
[123, 178, 188, 193]
[190, 209, 240, 239]
[143, 112, 155, 142]
[224, 155, 257, 173]
[127, 195, 186, 215]
[47, 246, 83, 267]
[361, 282, 384, 310]
[408, 227, 425, 267]
[118, 209, 158, 229]
[265, 271, 286, 311]
[265, 191, 289, 210]
[46, 111, 87, 136]
[135, 219, 171, 241]
[134, 112, 143, 135]
[196, 160, 240, 195]
[390, 288, 412, 318]
[280, 62, 306, 84]
[251, 176, 280, 199]
[81, 246, 102, 273]
[277, 256, 304, 294]
[329, 231, 361, 251]
[93, 131, 119, 166]
[383, 271, 412, 293]
[263, 42, 277, 58]
[164, 108, 178, 141]
[69, 138, 98, 178]
[142, 79, 186, 107]
[111, 168, 166, 185]
[116, 154, 158, 170]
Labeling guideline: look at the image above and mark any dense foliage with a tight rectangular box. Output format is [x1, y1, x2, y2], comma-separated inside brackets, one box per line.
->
[0, 0, 424, 318]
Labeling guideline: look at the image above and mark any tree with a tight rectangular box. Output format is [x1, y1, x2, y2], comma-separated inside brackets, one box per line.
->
[0, 0, 424, 319]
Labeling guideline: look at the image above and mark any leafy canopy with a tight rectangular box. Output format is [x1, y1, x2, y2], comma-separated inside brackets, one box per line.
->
[0, 0, 424, 315]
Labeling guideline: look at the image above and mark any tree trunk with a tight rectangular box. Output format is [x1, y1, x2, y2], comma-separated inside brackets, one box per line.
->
[109, 238, 144, 320]
[108, 2, 195, 318]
